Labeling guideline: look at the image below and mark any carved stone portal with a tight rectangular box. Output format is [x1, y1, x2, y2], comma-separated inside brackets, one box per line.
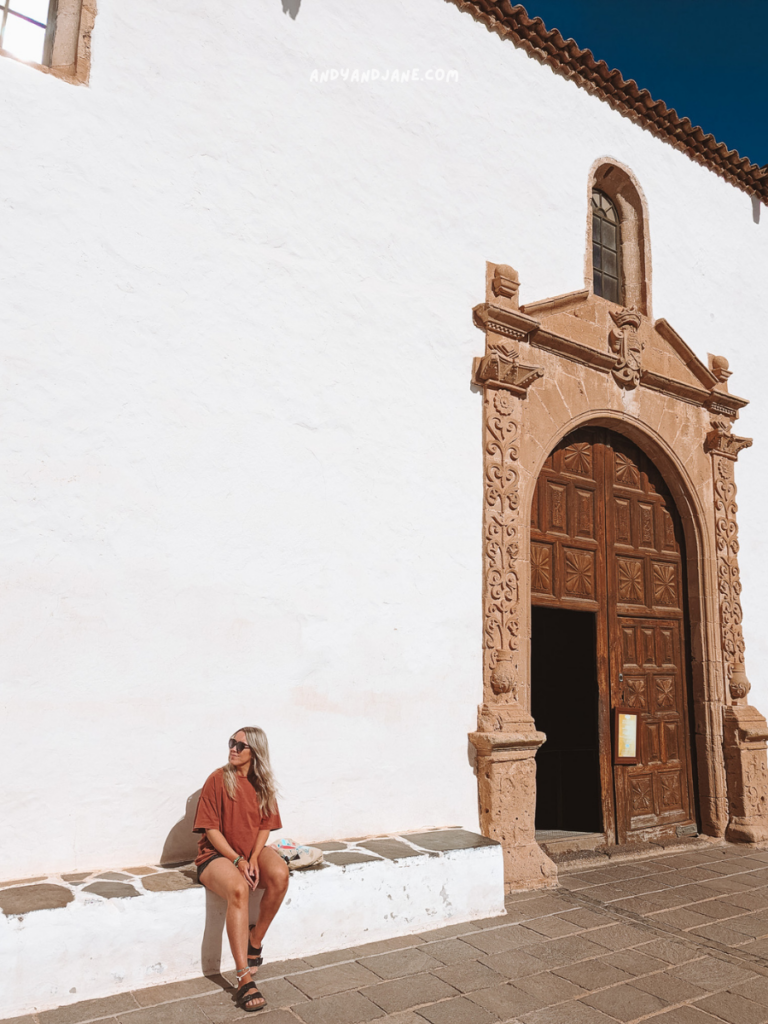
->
[471, 260, 768, 891]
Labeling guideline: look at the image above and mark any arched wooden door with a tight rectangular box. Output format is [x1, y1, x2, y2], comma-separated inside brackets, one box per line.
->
[530, 427, 697, 844]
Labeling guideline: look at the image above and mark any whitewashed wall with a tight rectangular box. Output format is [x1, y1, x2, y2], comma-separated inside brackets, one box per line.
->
[0, 0, 765, 879]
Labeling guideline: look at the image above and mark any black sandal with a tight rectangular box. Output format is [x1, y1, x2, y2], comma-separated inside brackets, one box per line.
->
[235, 970, 266, 1013]
[247, 938, 263, 971]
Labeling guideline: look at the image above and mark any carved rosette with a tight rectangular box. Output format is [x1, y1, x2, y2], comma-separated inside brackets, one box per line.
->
[705, 421, 753, 697]
[608, 306, 644, 389]
[482, 386, 524, 715]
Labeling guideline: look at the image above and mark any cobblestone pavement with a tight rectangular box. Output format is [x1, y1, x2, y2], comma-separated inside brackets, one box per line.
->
[12, 842, 768, 1024]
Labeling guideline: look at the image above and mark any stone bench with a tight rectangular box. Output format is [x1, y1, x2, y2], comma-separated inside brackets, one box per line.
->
[0, 827, 504, 1019]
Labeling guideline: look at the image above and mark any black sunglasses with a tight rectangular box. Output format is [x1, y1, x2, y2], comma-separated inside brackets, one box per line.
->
[228, 738, 249, 754]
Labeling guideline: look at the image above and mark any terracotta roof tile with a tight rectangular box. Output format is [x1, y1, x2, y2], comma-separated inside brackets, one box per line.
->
[447, 0, 768, 203]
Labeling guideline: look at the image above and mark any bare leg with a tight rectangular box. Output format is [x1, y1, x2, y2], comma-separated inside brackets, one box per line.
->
[249, 846, 290, 961]
[201, 858, 265, 1010]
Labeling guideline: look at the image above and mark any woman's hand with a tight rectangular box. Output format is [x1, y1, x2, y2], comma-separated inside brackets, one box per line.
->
[248, 858, 260, 889]
[238, 857, 258, 891]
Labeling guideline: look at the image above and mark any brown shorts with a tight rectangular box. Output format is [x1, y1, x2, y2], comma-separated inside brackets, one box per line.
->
[197, 852, 225, 883]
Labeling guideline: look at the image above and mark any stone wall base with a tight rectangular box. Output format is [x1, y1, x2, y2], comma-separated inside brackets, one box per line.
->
[724, 705, 768, 844]
[0, 829, 505, 1019]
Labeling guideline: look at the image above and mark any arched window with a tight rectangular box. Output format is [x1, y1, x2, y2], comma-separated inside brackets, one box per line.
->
[591, 190, 621, 303]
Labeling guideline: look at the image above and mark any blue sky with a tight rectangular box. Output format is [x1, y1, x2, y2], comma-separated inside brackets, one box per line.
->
[521, 0, 767, 168]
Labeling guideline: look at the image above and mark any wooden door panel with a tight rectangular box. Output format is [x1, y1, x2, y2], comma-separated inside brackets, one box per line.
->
[531, 428, 696, 844]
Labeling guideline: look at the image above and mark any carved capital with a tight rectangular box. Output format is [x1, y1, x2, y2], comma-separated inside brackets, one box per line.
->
[705, 419, 753, 461]
[608, 306, 644, 389]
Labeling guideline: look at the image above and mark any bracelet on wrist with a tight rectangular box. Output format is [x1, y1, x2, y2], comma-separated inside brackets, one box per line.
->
[233, 855, 243, 867]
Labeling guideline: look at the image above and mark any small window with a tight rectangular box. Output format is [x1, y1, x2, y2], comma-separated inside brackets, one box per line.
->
[0, 0, 55, 65]
[592, 190, 621, 304]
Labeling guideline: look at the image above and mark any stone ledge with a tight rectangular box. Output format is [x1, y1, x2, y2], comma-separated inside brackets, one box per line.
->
[0, 828, 505, 1019]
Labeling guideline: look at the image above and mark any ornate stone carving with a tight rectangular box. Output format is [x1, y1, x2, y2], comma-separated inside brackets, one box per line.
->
[490, 650, 517, 698]
[710, 354, 732, 384]
[724, 706, 768, 843]
[705, 419, 753, 461]
[711, 451, 749, 691]
[608, 306, 644, 388]
[491, 264, 520, 303]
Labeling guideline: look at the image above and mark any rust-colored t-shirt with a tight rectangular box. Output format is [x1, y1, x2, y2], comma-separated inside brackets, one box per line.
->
[193, 768, 282, 866]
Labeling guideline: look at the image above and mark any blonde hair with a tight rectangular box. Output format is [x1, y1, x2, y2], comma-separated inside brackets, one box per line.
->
[222, 726, 279, 815]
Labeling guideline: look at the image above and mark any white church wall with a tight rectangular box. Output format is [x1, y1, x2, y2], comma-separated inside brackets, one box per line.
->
[0, 0, 765, 880]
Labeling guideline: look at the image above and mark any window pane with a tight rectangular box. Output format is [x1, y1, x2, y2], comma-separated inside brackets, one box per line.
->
[593, 243, 602, 270]
[593, 216, 602, 244]
[602, 221, 617, 250]
[603, 276, 619, 303]
[3, 11, 45, 61]
[9, 0, 49, 24]
[594, 271, 604, 298]
[603, 249, 618, 277]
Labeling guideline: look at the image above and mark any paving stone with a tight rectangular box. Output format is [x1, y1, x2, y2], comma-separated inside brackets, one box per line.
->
[82, 882, 140, 899]
[1, 1016, 39, 1024]
[518, 1001, 617, 1024]
[689, 899, 743, 920]
[353, 935, 423, 957]
[609, 897, 666, 917]
[61, 872, 92, 883]
[95, 872, 133, 881]
[691, 922, 753, 945]
[381, 1014, 426, 1024]
[728, 890, 768, 910]
[470, 913, 511, 929]
[133, 976, 227, 1007]
[469, 981, 544, 1016]
[414, 997, 498, 1024]
[633, 940, 698, 965]
[322, 852, 383, 866]
[645, 1009, 728, 1024]
[117, 1001, 210, 1024]
[193, 988, 252, 1023]
[405, 830, 497, 852]
[523, 915, 582, 938]
[716, 912, 768, 937]
[255, 957, 313, 980]
[733, 976, 768, 1003]
[669, 955, 757, 992]
[526, 935, 612, 968]
[358, 947, 444, 980]
[301, 946, 359, 968]
[311, 842, 347, 851]
[509, 896, 577, 920]
[631, 972, 708, 1003]
[584, 923, 650, 951]
[434, 961, 506, 994]
[479, 949, 548, 980]
[513, 971, 588, 1005]
[290, 989, 385, 1024]
[648, 908, 715, 930]
[0, 882, 74, 914]
[600, 949, 670, 976]
[140, 871, 196, 892]
[0, 876, 47, 887]
[418, 922, 481, 942]
[361, 971, 458, 1012]
[552, 959, 634, 990]
[581, 983, 667, 1020]
[423, 938, 484, 965]
[122, 866, 158, 875]
[39, 993, 139, 1024]
[694, 992, 768, 1024]
[557, 908, 613, 929]
[290, 961, 381, 998]
[356, 839, 424, 860]
[462, 924, 542, 954]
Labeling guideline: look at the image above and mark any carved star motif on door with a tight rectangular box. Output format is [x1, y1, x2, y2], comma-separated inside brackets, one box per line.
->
[656, 677, 675, 709]
[618, 559, 644, 602]
[564, 549, 593, 596]
[630, 777, 653, 812]
[614, 452, 641, 487]
[531, 544, 551, 592]
[562, 442, 591, 476]
[653, 563, 677, 606]
[625, 677, 646, 708]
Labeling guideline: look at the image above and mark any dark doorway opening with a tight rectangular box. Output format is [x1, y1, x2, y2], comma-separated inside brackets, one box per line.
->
[531, 606, 602, 832]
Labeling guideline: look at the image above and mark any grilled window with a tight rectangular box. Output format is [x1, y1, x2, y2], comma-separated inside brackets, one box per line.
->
[0, 0, 55, 65]
[592, 190, 621, 304]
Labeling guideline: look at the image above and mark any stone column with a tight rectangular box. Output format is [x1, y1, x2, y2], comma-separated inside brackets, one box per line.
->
[469, 265, 556, 891]
[705, 419, 768, 843]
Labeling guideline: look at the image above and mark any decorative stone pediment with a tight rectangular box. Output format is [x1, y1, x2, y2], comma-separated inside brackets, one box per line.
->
[513, 288, 748, 419]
